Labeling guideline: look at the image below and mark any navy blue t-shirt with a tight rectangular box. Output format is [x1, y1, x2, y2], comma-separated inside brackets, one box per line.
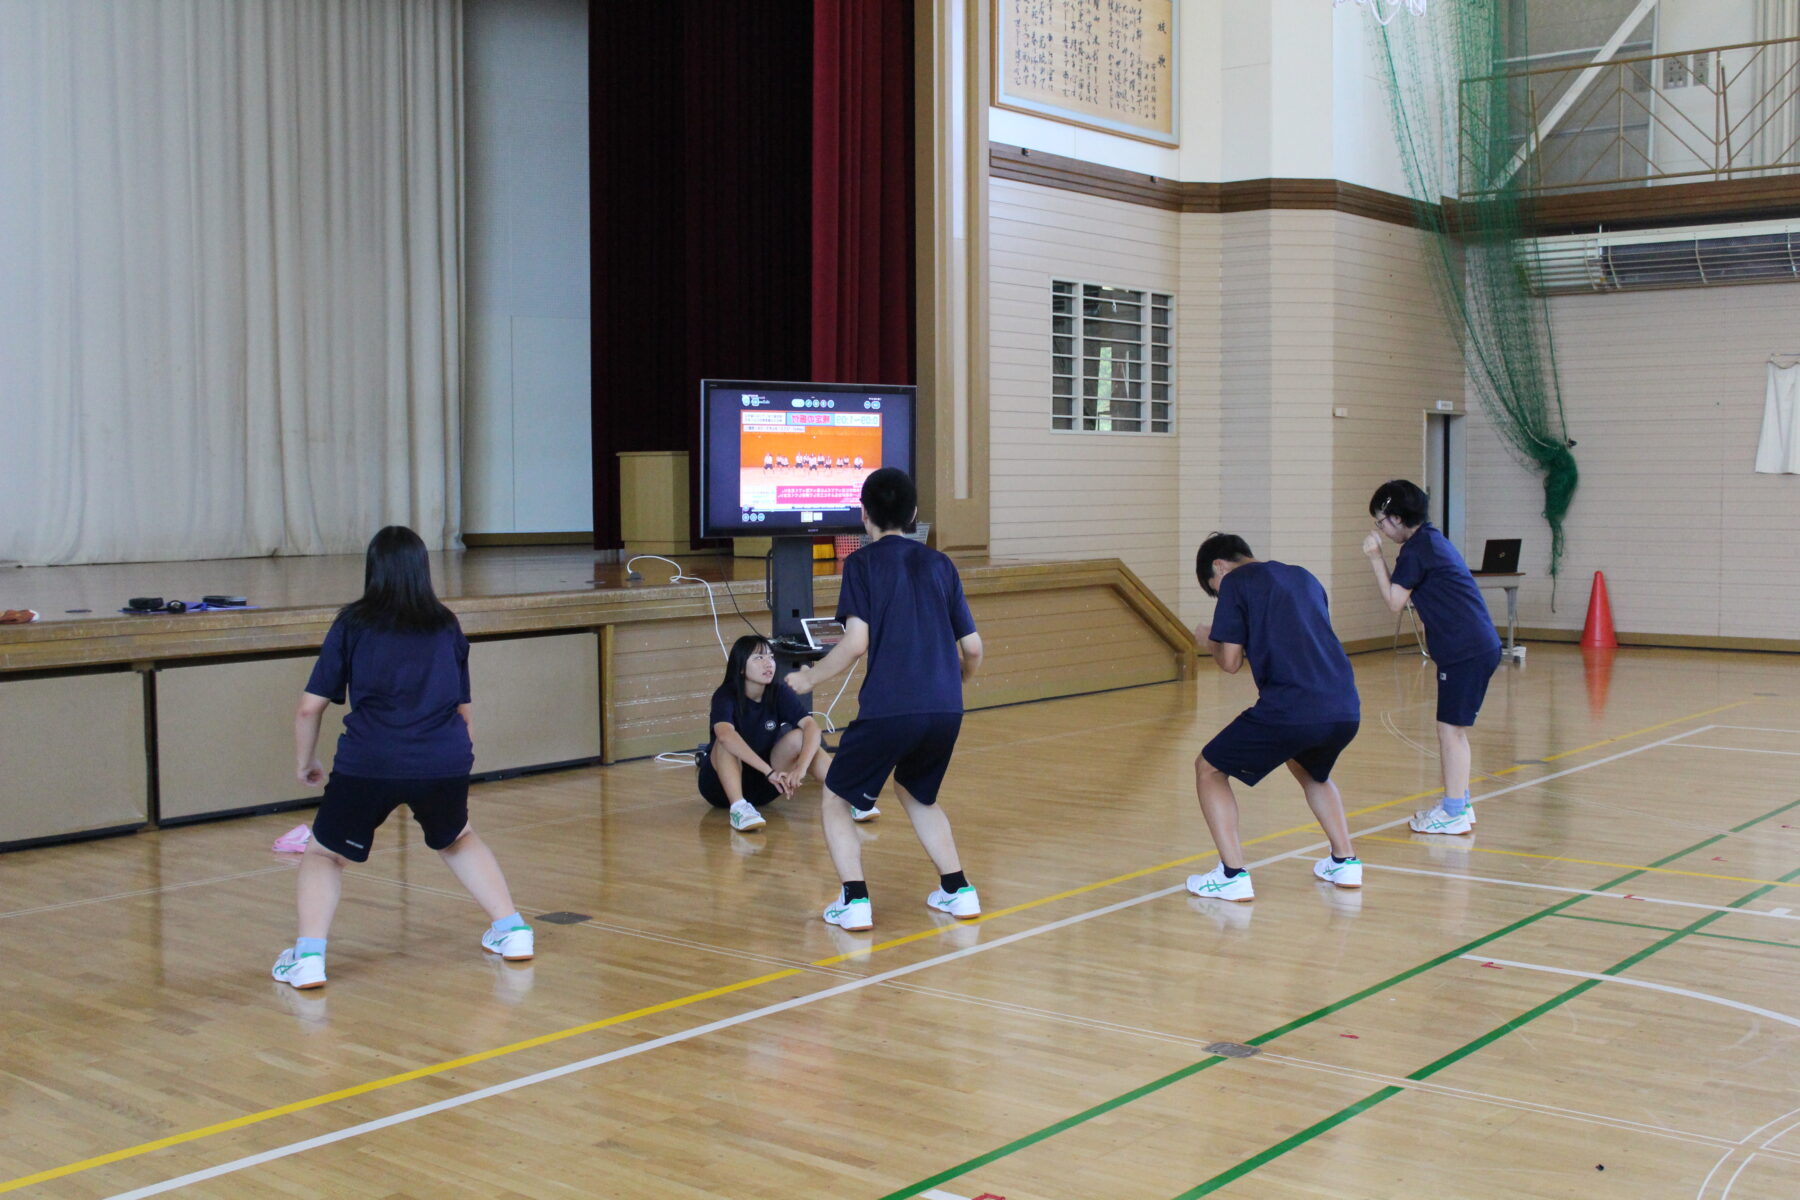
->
[835, 535, 977, 719]
[305, 615, 474, 779]
[1390, 523, 1501, 667]
[1209, 561, 1360, 724]
[708, 682, 809, 760]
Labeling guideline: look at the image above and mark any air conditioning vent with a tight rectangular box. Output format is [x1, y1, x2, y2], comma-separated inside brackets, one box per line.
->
[1518, 221, 1800, 294]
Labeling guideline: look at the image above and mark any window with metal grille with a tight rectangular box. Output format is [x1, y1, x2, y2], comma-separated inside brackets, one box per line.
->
[1051, 281, 1173, 433]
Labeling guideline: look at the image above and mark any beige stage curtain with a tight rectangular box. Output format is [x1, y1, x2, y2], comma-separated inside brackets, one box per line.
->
[0, 0, 462, 565]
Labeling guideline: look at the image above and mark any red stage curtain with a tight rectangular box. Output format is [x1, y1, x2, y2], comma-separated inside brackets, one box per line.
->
[811, 0, 915, 386]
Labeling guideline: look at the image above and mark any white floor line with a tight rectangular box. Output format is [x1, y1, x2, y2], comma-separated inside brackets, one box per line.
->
[921, 1189, 972, 1200]
[1707, 725, 1800, 735]
[1367, 863, 1800, 923]
[1668, 744, 1800, 757]
[1459, 955, 1800, 1031]
[99, 728, 1701, 1198]
[0, 864, 296, 920]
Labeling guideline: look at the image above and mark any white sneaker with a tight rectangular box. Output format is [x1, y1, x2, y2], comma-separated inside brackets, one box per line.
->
[729, 799, 766, 831]
[1313, 856, 1363, 889]
[1187, 865, 1254, 902]
[1466, 801, 1478, 826]
[926, 885, 981, 919]
[822, 891, 873, 931]
[482, 924, 535, 961]
[852, 805, 881, 823]
[271, 947, 326, 989]
[1410, 804, 1474, 835]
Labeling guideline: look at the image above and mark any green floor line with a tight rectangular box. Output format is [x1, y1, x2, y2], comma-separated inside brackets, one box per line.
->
[879, 791, 1800, 1200]
[1552, 910, 1800, 953]
[1170, 864, 1800, 1198]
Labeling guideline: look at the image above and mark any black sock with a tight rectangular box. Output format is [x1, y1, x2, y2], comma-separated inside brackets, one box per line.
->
[1332, 854, 1352, 864]
[1221, 865, 1246, 879]
[842, 880, 869, 902]
[939, 871, 968, 893]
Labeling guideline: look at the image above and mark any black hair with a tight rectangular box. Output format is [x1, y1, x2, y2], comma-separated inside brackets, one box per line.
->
[1196, 532, 1253, 598]
[719, 633, 774, 718]
[861, 467, 917, 533]
[1369, 479, 1429, 527]
[338, 525, 457, 633]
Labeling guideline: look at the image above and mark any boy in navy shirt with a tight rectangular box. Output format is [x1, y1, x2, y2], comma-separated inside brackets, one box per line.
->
[1364, 480, 1503, 835]
[786, 469, 984, 931]
[1188, 533, 1363, 903]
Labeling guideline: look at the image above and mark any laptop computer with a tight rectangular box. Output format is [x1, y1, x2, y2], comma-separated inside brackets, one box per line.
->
[1477, 538, 1521, 574]
[800, 617, 847, 650]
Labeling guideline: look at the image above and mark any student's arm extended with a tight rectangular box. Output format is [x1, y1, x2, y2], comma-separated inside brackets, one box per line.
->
[295, 692, 330, 786]
[784, 617, 869, 695]
[1196, 623, 1246, 674]
[1362, 530, 1412, 614]
[958, 631, 984, 681]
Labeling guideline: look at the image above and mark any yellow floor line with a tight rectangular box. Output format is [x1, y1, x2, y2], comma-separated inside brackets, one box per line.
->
[1360, 834, 1800, 890]
[0, 695, 1755, 1194]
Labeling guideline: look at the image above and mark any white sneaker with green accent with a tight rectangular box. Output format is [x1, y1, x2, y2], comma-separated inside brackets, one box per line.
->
[1187, 865, 1254, 902]
[1410, 804, 1474, 835]
[926, 885, 981, 919]
[271, 948, 326, 989]
[1313, 856, 1363, 889]
[729, 799, 766, 831]
[482, 925, 535, 961]
[852, 804, 881, 823]
[823, 891, 873, 931]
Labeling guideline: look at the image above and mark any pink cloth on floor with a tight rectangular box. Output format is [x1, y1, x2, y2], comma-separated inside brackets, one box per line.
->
[272, 824, 312, 854]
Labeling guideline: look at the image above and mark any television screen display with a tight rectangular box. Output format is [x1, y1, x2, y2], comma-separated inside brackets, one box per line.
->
[699, 379, 916, 537]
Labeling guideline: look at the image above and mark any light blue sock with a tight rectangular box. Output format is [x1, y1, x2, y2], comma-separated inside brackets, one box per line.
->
[295, 936, 327, 958]
[490, 911, 527, 935]
[1441, 792, 1470, 818]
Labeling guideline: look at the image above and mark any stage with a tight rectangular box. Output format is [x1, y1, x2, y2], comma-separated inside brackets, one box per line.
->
[0, 546, 1195, 850]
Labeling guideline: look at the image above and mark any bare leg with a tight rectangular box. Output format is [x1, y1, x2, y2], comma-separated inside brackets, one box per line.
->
[296, 841, 348, 939]
[1195, 755, 1244, 869]
[807, 746, 833, 786]
[1286, 760, 1353, 859]
[820, 788, 864, 881]
[768, 728, 806, 780]
[1436, 722, 1472, 799]
[438, 825, 519, 922]
[896, 783, 961, 875]
[711, 741, 748, 801]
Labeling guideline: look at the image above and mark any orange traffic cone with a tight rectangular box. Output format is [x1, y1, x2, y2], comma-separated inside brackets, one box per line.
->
[1579, 571, 1618, 650]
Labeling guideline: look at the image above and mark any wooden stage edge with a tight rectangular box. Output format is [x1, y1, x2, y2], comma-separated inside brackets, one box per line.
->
[0, 549, 1197, 849]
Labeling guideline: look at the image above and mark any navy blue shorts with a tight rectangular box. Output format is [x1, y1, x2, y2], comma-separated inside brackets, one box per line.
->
[825, 713, 962, 811]
[695, 747, 782, 808]
[1201, 711, 1360, 788]
[311, 772, 470, 862]
[1435, 647, 1502, 726]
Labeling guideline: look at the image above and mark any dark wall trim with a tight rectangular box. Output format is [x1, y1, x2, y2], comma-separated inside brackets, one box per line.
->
[993, 143, 1800, 236]
[1518, 175, 1800, 236]
[990, 143, 1426, 228]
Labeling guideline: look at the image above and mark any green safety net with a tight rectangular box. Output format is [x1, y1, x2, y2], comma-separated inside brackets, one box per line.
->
[1372, 1, 1578, 586]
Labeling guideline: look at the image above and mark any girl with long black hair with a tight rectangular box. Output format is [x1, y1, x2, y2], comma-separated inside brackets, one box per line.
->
[272, 526, 531, 990]
[698, 634, 860, 831]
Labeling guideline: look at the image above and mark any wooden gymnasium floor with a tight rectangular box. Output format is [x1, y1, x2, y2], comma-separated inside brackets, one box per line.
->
[3, 643, 1799, 1199]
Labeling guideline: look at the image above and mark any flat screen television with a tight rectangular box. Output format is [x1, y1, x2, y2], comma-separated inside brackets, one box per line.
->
[699, 379, 917, 538]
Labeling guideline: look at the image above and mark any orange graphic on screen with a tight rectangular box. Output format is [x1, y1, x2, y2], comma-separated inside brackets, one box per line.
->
[738, 413, 884, 512]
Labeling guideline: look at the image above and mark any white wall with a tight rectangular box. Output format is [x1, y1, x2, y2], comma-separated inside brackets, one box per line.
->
[463, 0, 592, 535]
[1467, 283, 1800, 642]
[989, 0, 1411, 193]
